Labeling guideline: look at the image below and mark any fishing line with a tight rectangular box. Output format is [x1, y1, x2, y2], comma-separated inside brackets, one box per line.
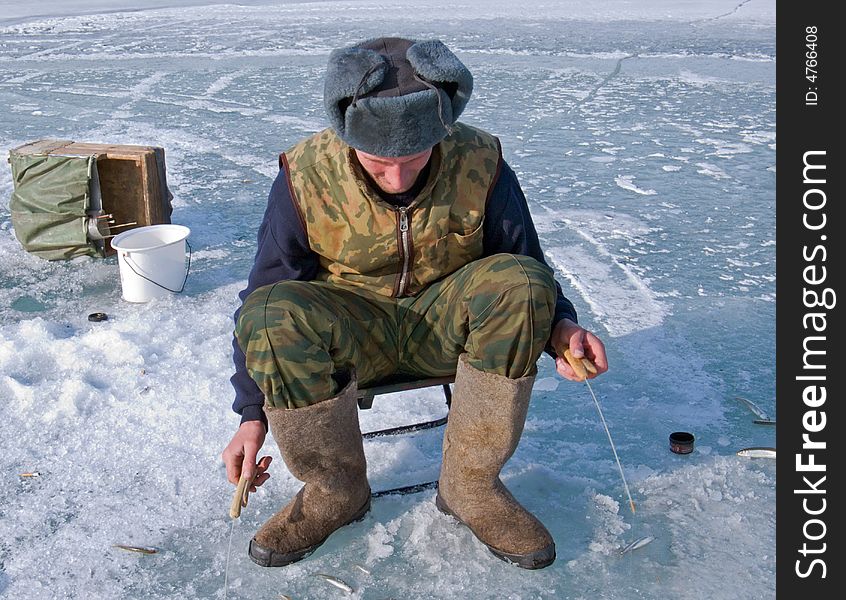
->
[584, 377, 636, 514]
[224, 475, 252, 600]
[223, 519, 236, 600]
[560, 346, 635, 514]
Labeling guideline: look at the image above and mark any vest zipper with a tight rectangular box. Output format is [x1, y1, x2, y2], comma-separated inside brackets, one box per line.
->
[394, 206, 413, 297]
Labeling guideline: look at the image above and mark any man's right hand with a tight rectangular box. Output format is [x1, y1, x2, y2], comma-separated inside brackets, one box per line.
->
[222, 421, 272, 493]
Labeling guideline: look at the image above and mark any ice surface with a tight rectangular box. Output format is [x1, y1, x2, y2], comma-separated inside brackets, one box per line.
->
[1, 1, 775, 599]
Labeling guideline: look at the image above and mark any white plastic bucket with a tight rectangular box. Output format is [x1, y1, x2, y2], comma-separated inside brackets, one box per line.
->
[111, 224, 191, 303]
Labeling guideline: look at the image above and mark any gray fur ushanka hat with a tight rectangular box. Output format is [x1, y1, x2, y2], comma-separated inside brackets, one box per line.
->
[324, 37, 473, 157]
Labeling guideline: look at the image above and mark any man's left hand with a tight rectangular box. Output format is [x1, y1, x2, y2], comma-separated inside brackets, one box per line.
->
[550, 318, 609, 381]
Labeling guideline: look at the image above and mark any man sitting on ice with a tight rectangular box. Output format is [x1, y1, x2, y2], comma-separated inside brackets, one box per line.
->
[222, 36, 608, 570]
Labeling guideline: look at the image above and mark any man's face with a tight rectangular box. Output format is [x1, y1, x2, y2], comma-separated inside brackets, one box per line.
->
[354, 148, 433, 194]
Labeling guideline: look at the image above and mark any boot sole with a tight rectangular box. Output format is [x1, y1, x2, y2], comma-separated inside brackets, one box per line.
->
[248, 494, 371, 567]
[435, 493, 556, 570]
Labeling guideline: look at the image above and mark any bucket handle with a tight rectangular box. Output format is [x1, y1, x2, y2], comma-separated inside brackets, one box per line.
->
[121, 241, 192, 294]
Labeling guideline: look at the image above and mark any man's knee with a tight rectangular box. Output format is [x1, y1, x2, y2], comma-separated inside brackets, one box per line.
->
[464, 253, 557, 342]
[236, 281, 328, 350]
[481, 253, 557, 313]
[461, 254, 557, 377]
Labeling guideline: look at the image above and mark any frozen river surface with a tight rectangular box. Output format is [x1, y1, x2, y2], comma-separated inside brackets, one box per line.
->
[0, 1, 776, 598]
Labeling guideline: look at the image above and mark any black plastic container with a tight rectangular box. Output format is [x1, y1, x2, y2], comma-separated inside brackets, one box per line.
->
[669, 431, 695, 454]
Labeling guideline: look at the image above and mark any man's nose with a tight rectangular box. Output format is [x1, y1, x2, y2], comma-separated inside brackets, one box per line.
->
[387, 165, 414, 187]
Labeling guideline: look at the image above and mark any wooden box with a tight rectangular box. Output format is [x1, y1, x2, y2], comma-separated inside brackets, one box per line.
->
[10, 139, 172, 255]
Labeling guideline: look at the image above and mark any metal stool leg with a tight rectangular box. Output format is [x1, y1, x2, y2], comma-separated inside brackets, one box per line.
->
[360, 378, 452, 439]
[359, 377, 453, 496]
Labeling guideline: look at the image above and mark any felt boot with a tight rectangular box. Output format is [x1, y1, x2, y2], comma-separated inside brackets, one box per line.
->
[248, 379, 371, 567]
[436, 354, 555, 569]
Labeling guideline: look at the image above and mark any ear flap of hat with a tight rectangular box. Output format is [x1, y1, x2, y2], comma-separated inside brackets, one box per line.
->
[324, 47, 388, 137]
[406, 40, 473, 121]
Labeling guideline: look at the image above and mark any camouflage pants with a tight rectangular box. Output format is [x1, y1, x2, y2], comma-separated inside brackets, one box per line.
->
[236, 253, 557, 408]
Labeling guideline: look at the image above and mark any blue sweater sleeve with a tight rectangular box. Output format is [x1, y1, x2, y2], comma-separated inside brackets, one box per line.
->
[483, 160, 578, 330]
[230, 167, 319, 425]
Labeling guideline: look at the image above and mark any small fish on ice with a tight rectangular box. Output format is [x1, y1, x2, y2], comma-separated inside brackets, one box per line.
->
[620, 536, 655, 555]
[735, 397, 773, 422]
[736, 447, 776, 459]
[314, 573, 354, 593]
[113, 544, 158, 555]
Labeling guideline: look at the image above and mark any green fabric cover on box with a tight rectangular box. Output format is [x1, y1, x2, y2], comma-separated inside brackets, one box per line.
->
[9, 153, 102, 260]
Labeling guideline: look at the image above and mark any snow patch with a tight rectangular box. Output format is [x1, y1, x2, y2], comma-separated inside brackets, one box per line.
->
[615, 175, 657, 195]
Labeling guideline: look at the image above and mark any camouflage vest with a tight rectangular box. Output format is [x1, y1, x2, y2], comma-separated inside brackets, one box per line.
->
[282, 123, 502, 297]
